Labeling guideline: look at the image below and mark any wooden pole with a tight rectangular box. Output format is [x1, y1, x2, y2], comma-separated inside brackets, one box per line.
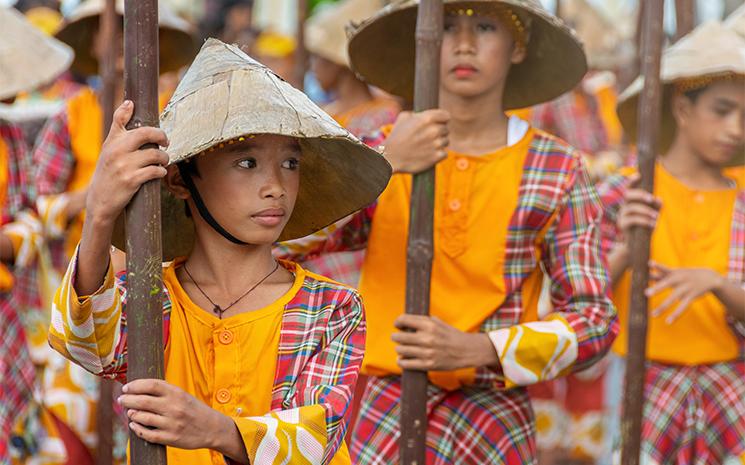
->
[123, 0, 166, 464]
[674, 0, 695, 41]
[400, 1, 442, 464]
[95, 1, 117, 464]
[619, 1, 664, 464]
[294, 0, 308, 90]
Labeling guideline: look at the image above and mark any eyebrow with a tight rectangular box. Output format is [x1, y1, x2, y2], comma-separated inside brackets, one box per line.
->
[712, 97, 740, 108]
[222, 139, 302, 155]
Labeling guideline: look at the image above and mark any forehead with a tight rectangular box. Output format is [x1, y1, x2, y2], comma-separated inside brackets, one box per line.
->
[703, 79, 745, 103]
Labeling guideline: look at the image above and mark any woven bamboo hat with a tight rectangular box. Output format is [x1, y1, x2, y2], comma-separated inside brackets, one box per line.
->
[347, 0, 587, 108]
[725, 3, 745, 38]
[617, 21, 745, 165]
[305, 0, 385, 68]
[0, 7, 73, 101]
[55, 0, 195, 77]
[113, 39, 392, 260]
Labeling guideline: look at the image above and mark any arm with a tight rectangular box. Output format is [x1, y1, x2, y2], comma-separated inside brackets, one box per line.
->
[488, 161, 619, 388]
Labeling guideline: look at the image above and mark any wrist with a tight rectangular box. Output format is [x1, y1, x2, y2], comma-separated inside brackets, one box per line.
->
[464, 333, 499, 368]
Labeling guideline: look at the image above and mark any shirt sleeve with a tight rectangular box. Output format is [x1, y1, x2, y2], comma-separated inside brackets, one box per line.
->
[274, 204, 377, 261]
[48, 246, 171, 384]
[33, 109, 76, 238]
[488, 159, 619, 389]
[231, 289, 365, 465]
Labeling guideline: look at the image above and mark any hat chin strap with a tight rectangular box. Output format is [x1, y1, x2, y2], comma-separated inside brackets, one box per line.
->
[177, 164, 249, 246]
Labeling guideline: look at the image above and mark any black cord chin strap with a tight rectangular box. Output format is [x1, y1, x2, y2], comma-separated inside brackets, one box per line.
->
[177, 163, 249, 246]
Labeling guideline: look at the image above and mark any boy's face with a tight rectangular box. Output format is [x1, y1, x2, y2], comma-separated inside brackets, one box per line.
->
[439, 12, 526, 100]
[167, 134, 302, 246]
[673, 80, 745, 166]
[310, 54, 344, 93]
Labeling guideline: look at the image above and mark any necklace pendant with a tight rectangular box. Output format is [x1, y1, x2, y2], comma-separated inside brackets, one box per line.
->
[213, 305, 222, 315]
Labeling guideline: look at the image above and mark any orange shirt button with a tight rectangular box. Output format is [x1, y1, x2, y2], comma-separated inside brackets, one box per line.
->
[449, 199, 462, 211]
[218, 330, 234, 345]
[693, 193, 705, 204]
[216, 388, 231, 404]
[456, 158, 469, 171]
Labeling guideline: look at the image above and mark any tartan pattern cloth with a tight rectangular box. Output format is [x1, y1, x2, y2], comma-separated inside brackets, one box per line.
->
[49, 254, 365, 464]
[31, 107, 75, 272]
[350, 376, 536, 464]
[0, 121, 36, 465]
[286, 128, 617, 462]
[641, 360, 745, 464]
[529, 89, 609, 156]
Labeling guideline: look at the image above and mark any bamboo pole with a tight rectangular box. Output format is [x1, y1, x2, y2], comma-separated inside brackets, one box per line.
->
[674, 0, 695, 41]
[619, 1, 665, 464]
[294, 0, 308, 90]
[400, 1, 443, 464]
[123, 0, 166, 464]
[95, 1, 117, 463]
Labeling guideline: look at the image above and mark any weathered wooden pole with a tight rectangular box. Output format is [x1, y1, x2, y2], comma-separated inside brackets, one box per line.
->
[123, 0, 166, 464]
[95, 1, 117, 463]
[401, 1, 443, 464]
[295, 0, 308, 90]
[619, 1, 665, 464]
[674, 0, 695, 41]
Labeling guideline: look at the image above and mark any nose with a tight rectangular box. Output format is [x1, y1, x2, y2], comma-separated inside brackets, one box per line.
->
[453, 22, 476, 55]
[726, 110, 744, 144]
[258, 165, 286, 200]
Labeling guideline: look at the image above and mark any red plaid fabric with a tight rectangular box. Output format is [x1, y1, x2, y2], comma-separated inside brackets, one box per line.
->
[641, 360, 745, 464]
[0, 121, 36, 464]
[351, 376, 536, 464]
[530, 89, 609, 156]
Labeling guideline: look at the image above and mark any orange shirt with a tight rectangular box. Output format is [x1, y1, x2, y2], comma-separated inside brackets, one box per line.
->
[360, 127, 547, 390]
[612, 164, 742, 365]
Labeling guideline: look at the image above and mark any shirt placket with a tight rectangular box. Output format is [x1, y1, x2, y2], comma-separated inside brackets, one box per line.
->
[441, 156, 474, 257]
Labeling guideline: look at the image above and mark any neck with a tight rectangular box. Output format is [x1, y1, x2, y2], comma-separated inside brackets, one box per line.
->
[185, 232, 278, 295]
[440, 86, 510, 155]
[662, 134, 727, 189]
[332, 72, 374, 114]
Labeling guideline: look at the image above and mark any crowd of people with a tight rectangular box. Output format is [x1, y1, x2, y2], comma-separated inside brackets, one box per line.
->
[0, 0, 743, 464]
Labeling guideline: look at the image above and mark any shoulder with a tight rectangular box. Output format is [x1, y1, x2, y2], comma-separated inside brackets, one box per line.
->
[527, 129, 584, 170]
[297, 269, 363, 312]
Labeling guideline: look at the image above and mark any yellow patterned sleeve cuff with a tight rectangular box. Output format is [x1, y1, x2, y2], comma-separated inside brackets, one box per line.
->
[48, 247, 121, 374]
[488, 314, 578, 389]
[233, 404, 329, 465]
[36, 194, 70, 239]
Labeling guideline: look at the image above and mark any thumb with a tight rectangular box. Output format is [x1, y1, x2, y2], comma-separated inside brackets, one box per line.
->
[109, 100, 134, 137]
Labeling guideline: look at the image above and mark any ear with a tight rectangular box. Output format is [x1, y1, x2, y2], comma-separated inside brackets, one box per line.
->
[510, 42, 527, 65]
[164, 165, 191, 200]
[671, 91, 693, 128]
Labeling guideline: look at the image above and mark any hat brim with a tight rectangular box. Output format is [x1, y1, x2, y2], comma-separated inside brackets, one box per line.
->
[347, 0, 587, 109]
[55, 13, 195, 77]
[112, 134, 391, 260]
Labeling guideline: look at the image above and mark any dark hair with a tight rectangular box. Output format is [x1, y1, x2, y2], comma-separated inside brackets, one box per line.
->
[178, 158, 200, 178]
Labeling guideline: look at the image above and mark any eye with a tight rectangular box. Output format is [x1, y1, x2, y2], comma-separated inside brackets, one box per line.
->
[237, 158, 257, 169]
[476, 21, 497, 32]
[444, 19, 456, 32]
[281, 158, 300, 170]
[712, 106, 731, 117]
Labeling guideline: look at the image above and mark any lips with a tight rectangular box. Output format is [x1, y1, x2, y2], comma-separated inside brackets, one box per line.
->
[251, 208, 286, 227]
[452, 64, 478, 78]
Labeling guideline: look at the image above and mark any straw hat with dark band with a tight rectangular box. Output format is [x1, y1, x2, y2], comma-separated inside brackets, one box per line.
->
[305, 0, 385, 68]
[346, 0, 587, 109]
[1, 7, 73, 101]
[113, 39, 392, 260]
[55, 0, 195, 76]
[617, 21, 745, 166]
[724, 2, 745, 39]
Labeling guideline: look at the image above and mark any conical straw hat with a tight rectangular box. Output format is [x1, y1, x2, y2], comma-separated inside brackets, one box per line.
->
[55, 0, 195, 77]
[305, 0, 385, 68]
[725, 2, 745, 39]
[617, 21, 745, 165]
[112, 39, 392, 260]
[559, 0, 632, 70]
[347, 0, 587, 108]
[0, 7, 73, 101]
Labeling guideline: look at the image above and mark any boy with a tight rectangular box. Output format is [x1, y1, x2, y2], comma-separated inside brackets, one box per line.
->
[48, 39, 391, 465]
[284, 1, 618, 463]
[601, 22, 745, 464]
